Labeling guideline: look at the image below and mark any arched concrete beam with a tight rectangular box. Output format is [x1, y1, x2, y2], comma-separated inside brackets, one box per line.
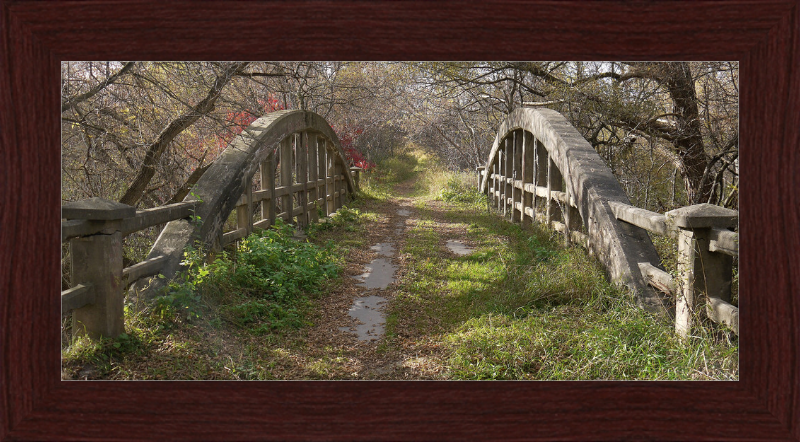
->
[132, 110, 355, 300]
[481, 108, 667, 313]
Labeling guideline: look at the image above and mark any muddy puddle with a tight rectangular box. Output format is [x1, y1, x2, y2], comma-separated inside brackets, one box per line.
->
[338, 295, 388, 341]
[353, 258, 396, 289]
[446, 239, 475, 256]
[370, 242, 395, 257]
[342, 241, 399, 342]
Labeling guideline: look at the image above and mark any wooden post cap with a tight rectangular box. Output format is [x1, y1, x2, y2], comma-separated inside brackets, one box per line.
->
[62, 197, 136, 220]
[665, 203, 738, 229]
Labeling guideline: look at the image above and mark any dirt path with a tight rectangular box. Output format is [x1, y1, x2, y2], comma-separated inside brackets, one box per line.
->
[294, 177, 456, 379]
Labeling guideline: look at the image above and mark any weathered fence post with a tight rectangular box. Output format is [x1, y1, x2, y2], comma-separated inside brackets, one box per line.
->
[308, 137, 319, 224]
[350, 167, 362, 190]
[280, 137, 293, 223]
[493, 152, 500, 211]
[504, 137, 513, 218]
[512, 130, 523, 223]
[326, 143, 335, 215]
[534, 140, 548, 223]
[261, 156, 276, 227]
[666, 204, 738, 338]
[521, 132, 534, 227]
[63, 198, 135, 340]
[237, 175, 253, 236]
[546, 154, 563, 226]
[317, 137, 328, 217]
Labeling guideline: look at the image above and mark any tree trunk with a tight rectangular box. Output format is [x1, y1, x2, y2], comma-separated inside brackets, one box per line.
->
[660, 62, 713, 204]
[119, 62, 248, 207]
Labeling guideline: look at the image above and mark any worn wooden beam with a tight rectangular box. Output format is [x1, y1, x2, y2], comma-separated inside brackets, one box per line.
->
[122, 255, 168, 283]
[609, 201, 669, 236]
[707, 297, 739, 335]
[221, 228, 247, 246]
[709, 228, 739, 256]
[61, 283, 96, 317]
[638, 262, 676, 294]
[280, 137, 294, 223]
[297, 132, 309, 227]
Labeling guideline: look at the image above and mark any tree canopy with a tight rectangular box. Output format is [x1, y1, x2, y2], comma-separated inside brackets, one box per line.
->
[61, 61, 738, 212]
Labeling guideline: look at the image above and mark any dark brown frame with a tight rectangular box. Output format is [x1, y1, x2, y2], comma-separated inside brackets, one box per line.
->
[1, 1, 798, 440]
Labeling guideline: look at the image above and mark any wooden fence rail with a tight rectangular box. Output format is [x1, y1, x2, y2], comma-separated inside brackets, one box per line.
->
[609, 201, 739, 337]
[61, 111, 359, 340]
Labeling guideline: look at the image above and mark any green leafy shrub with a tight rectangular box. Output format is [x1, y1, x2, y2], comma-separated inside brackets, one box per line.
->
[159, 218, 341, 332]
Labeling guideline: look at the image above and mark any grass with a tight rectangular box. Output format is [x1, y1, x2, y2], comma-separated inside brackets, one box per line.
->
[62, 145, 738, 380]
[379, 147, 738, 380]
[62, 218, 348, 380]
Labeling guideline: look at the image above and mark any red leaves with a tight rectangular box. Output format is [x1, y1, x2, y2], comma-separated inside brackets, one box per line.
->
[334, 123, 375, 171]
[215, 94, 286, 152]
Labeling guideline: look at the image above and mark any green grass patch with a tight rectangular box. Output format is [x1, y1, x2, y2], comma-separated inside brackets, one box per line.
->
[62, 218, 345, 380]
[384, 158, 738, 380]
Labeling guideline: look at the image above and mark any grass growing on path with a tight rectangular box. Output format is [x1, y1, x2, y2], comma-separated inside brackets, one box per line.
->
[375, 148, 738, 380]
[62, 145, 738, 380]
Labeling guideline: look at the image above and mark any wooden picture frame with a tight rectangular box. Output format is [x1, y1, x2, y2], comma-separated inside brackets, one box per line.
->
[1, 1, 797, 440]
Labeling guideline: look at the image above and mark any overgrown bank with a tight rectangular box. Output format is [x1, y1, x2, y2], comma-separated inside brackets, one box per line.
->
[62, 147, 738, 380]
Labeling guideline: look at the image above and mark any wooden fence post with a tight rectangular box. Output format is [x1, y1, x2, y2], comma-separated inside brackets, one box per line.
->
[493, 153, 500, 211]
[504, 137, 513, 218]
[521, 132, 534, 227]
[297, 132, 309, 228]
[62, 198, 135, 340]
[308, 135, 320, 224]
[546, 153, 563, 226]
[512, 130, 523, 223]
[666, 204, 738, 338]
[317, 137, 328, 217]
[280, 137, 293, 223]
[261, 156, 276, 227]
[237, 175, 253, 236]
[534, 140, 548, 223]
[350, 167, 362, 190]
[335, 161, 343, 209]
[326, 143, 335, 215]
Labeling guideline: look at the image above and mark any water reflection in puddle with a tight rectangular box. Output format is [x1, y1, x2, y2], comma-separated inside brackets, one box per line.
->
[446, 240, 475, 256]
[370, 242, 395, 257]
[397, 209, 411, 216]
[353, 258, 397, 289]
[339, 295, 387, 341]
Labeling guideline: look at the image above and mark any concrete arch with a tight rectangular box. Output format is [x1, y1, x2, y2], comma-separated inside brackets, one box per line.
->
[133, 110, 356, 299]
[480, 107, 666, 313]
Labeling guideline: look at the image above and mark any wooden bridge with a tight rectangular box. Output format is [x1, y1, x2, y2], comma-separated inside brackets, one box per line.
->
[479, 107, 739, 338]
[61, 107, 738, 342]
[62, 110, 361, 339]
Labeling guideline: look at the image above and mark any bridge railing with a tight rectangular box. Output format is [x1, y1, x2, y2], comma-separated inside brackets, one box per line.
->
[61, 111, 359, 340]
[61, 199, 201, 339]
[477, 162, 589, 248]
[479, 108, 738, 339]
[609, 202, 739, 338]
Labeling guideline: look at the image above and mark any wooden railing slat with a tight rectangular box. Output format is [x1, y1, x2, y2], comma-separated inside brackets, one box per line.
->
[61, 283, 96, 316]
[609, 201, 669, 235]
[122, 255, 168, 283]
[709, 228, 739, 256]
[707, 297, 739, 335]
[638, 262, 676, 294]
[122, 202, 199, 235]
